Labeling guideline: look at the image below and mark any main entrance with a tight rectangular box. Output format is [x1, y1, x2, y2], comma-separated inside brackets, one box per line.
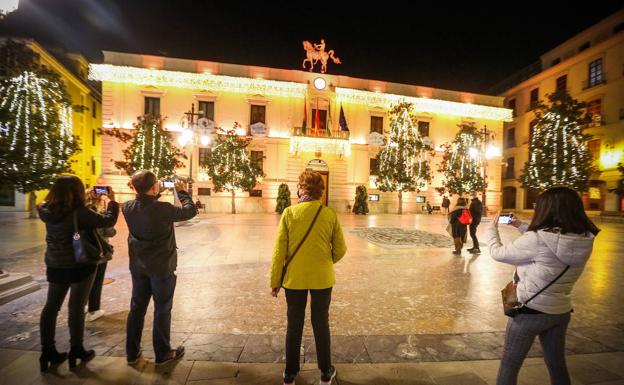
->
[306, 159, 329, 206]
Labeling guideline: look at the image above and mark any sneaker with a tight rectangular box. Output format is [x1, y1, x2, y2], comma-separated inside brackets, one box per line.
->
[469, 248, 481, 254]
[320, 366, 337, 385]
[283, 372, 296, 385]
[155, 346, 185, 366]
[452, 250, 461, 255]
[85, 310, 105, 322]
[127, 351, 143, 365]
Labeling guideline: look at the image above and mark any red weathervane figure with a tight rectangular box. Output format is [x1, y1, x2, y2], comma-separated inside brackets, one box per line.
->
[302, 39, 342, 73]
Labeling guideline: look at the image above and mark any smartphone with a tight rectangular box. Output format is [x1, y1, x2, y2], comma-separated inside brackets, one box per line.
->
[498, 213, 513, 225]
[162, 180, 175, 189]
[94, 186, 110, 195]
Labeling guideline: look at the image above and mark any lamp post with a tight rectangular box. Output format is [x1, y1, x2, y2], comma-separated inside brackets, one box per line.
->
[178, 104, 211, 196]
[478, 125, 501, 216]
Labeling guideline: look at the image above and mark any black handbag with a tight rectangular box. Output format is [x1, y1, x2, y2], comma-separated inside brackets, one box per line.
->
[72, 210, 112, 264]
[502, 266, 569, 317]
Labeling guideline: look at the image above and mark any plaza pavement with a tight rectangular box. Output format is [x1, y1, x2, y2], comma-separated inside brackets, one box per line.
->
[0, 211, 622, 384]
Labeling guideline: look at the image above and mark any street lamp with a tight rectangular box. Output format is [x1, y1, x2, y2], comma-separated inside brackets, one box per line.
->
[178, 104, 213, 195]
[478, 125, 501, 216]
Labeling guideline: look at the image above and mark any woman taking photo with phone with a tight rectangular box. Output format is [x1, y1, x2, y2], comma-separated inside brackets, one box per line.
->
[38, 175, 119, 371]
[487, 187, 599, 385]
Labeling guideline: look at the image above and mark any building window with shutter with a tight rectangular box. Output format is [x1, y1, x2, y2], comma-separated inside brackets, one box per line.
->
[198, 101, 215, 121]
[144, 97, 160, 116]
[505, 157, 515, 179]
[556, 75, 567, 92]
[370, 116, 383, 134]
[250, 151, 263, 172]
[529, 88, 539, 110]
[250, 105, 266, 124]
[199, 148, 211, 165]
[370, 158, 379, 176]
[507, 98, 516, 117]
[311, 109, 328, 130]
[505, 127, 516, 148]
[588, 59, 603, 87]
[418, 121, 430, 137]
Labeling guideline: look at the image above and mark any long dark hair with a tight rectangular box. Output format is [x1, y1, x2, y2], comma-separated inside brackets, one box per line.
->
[42, 175, 86, 215]
[528, 187, 600, 235]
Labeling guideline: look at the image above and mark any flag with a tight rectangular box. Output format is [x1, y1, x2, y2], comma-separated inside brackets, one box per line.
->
[339, 104, 350, 132]
[327, 100, 332, 137]
[301, 96, 307, 135]
[315, 99, 320, 136]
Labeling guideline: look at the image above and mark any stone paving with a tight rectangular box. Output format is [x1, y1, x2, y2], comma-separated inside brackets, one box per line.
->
[0, 211, 623, 383]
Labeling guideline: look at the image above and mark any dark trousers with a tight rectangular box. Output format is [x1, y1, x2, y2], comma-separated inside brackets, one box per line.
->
[40, 273, 95, 349]
[469, 222, 480, 249]
[88, 262, 107, 312]
[497, 312, 571, 385]
[126, 272, 177, 361]
[284, 287, 332, 376]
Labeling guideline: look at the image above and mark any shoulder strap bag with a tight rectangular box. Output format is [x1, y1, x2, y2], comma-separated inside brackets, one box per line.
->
[502, 265, 570, 317]
[72, 210, 111, 264]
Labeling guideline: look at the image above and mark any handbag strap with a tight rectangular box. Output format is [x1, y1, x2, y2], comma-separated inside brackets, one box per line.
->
[283, 203, 324, 272]
[73, 210, 79, 234]
[522, 265, 570, 306]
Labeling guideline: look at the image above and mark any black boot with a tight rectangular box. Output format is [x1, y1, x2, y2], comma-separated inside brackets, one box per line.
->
[68, 345, 95, 368]
[40, 347, 68, 372]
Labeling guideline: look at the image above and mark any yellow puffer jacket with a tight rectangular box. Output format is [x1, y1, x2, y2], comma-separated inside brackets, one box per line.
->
[270, 201, 347, 290]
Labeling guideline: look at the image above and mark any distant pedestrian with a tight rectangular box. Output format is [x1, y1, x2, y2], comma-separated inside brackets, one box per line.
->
[467, 195, 483, 254]
[441, 196, 451, 214]
[426, 201, 433, 214]
[447, 197, 471, 255]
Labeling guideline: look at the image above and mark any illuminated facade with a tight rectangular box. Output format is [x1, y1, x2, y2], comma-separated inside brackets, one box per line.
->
[0, 39, 102, 212]
[495, 10, 624, 213]
[92, 51, 511, 213]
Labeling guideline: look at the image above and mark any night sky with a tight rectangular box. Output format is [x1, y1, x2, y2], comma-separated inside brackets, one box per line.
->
[2, 0, 623, 93]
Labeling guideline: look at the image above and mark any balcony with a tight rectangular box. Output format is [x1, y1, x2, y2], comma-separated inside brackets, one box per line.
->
[291, 127, 350, 140]
[289, 127, 351, 157]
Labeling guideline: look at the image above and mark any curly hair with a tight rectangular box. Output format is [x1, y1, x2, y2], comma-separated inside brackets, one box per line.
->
[298, 171, 325, 200]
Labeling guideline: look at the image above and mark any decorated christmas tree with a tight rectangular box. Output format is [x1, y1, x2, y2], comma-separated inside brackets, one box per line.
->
[376, 102, 433, 214]
[275, 183, 292, 214]
[352, 185, 369, 215]
[200, 123, 264, 214]
[437, 124, 486, 196]
[103, 114, 185, 177]
[0, 70, 79, 218]
[521, 90, 594, 192]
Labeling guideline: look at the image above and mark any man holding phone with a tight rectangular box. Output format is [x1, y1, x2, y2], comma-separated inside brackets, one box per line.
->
[122, 170, 197, 366]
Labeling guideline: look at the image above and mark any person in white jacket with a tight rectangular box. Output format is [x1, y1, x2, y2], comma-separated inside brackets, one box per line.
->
[486, 187, 599, 385]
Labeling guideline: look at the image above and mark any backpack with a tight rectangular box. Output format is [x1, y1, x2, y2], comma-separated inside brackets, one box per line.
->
[458, 208, 473, 225]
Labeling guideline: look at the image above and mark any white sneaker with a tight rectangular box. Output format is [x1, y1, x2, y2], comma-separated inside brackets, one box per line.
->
[86, 310, 105, 322]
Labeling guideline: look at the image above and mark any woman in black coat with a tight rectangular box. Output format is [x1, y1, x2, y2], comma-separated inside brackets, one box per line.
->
[37, 175, 119, 371]
[448, 197, 469, 255]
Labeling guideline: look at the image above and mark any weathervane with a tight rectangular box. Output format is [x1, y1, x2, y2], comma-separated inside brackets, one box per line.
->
[302, 39, 342, 74]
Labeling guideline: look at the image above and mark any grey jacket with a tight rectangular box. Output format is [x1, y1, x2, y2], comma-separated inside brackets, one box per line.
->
[486, 222, 595, 314]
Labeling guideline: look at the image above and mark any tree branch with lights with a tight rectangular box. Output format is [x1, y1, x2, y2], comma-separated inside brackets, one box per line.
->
[199, 123, 264, 214]
[0, 40, 80, 218]
[520, 90, 594, 192]
[102, 114, 186, 178]
[437, 124, 486, 197]
[375, 102, 434, 214]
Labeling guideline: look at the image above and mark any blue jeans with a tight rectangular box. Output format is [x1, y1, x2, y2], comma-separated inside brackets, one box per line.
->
[126, 272, 177, 361]
[497, 312, 571, 385]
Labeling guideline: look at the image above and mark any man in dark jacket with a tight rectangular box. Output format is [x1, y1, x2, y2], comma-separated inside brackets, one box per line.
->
[122, 170, 197, 366]
[468, 195, 483, 253]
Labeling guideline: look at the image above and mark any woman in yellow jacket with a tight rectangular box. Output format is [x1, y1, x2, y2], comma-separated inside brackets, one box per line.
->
[270, 171, 347, 385]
